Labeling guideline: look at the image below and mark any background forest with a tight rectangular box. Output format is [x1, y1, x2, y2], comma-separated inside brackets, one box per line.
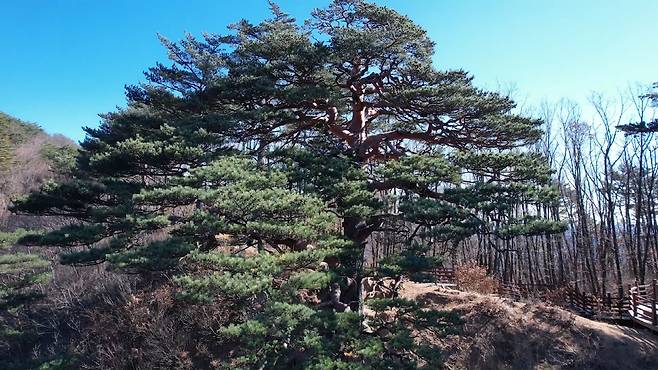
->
[411, 84, 658, 296]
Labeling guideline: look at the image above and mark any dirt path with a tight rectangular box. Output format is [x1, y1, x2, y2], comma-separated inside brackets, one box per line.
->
[399, 282, 658, 370]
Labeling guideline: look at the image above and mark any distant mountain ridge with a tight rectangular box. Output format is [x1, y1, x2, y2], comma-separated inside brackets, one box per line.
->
[0, 112, 45, 145]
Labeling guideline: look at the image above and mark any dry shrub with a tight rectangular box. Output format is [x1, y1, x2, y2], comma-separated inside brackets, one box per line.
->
[65, 271, 233, 369]
[542, 286, 569, 305]
[0, 260, 235, 369]
[455, 262, 499, 294]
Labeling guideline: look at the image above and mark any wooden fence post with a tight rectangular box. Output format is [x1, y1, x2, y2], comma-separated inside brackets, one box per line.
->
[618, 286, 624, 320]
[651, 279, 658, 325]
[627, 284, 632, 319]
[632, 285, 638, 318]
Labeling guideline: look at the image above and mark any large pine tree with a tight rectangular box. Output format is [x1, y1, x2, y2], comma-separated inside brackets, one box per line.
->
[13, 0, 562, 367]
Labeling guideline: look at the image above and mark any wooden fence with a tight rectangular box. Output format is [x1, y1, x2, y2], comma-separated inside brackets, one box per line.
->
[495, 281, 632, 321]
[629, 280, 658, 330]
[565, 284, 630, 320]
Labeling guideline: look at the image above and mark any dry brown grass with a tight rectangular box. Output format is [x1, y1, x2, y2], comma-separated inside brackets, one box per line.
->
[399, 281, 658, 370]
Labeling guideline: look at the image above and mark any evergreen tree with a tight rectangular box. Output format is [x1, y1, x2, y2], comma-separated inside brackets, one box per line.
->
[0, 230, 49, 311]
[0, 229, 51, 366]
[0, 112, 43, 147]
[0, 121, 13, 175]
[13, 0, 562, 367]
[617, 82, 658, 134]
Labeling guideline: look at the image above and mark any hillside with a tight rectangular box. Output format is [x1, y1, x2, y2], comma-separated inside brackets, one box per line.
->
[399, 282, 658, 370]
[0, 112, 76, 229]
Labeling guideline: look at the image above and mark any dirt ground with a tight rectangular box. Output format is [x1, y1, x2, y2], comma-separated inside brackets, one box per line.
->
[399, 282, 658, 370]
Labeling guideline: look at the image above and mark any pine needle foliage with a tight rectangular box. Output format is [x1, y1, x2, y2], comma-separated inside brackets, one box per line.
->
[12, 0, 563, 367]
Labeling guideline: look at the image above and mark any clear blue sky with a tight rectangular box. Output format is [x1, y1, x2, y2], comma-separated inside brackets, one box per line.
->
[2, 0, 657, 141]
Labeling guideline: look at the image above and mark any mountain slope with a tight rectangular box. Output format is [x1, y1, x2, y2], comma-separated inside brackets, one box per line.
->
[0, 112, 76, 228]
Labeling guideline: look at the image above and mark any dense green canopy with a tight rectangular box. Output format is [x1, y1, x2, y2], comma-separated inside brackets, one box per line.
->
[13, 0, 563, 367]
